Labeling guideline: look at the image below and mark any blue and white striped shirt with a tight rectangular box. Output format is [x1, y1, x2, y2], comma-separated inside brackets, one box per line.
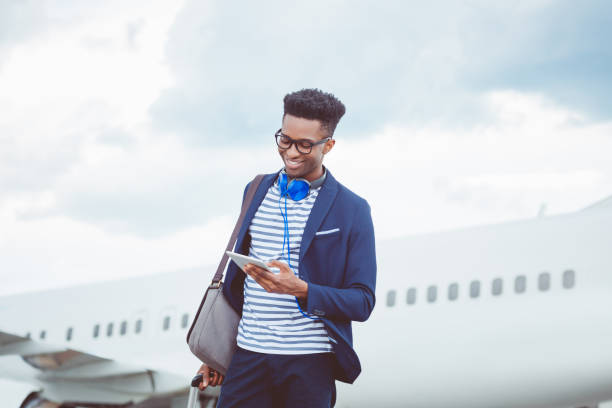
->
[236, 178, 333, 354]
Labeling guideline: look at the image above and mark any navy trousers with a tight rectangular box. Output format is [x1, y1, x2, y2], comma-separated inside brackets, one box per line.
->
[217, 347, 336, 408]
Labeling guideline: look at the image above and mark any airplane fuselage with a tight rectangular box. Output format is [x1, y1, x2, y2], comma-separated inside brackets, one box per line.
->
[1, 206, 611, 407]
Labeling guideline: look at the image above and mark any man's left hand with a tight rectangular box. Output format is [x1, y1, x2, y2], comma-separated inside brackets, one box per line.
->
[244, 260, 308, 299]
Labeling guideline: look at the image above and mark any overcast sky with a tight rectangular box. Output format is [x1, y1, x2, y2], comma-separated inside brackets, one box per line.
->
[1, 0, 611, 295]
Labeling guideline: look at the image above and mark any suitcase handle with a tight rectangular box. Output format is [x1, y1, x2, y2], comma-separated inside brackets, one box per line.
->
[191, 374, 204, 388]
[187, 372, 216, 408]
[191, 371, 215, 388]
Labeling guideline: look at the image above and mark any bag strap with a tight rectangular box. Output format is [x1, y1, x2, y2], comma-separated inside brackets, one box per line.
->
[210, 174, 265, 288]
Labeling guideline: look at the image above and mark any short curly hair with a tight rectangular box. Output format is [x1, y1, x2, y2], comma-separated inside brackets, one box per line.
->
[283, 88, 346, 137]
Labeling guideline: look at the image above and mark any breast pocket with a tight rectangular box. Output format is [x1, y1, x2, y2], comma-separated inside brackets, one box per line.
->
[315, 227, 340, 237]
[310, 227, 345, 286]
[312, 227, 341, 253]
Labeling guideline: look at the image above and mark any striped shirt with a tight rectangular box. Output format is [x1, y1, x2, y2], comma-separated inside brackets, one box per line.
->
[236, 177, 333, 354]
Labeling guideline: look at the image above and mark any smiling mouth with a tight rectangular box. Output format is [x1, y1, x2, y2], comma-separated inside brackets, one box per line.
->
[285, 159, 303, 166]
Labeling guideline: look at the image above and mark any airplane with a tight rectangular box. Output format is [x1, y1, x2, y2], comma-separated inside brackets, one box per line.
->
[1, 194, 612, 407]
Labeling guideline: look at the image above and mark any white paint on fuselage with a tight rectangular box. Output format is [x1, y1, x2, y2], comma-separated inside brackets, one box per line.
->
[1, 205, 611, 407]
[338, 207, 612, 407]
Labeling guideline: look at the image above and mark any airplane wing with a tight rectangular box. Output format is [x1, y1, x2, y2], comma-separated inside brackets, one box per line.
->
[0, 329, 191, 406]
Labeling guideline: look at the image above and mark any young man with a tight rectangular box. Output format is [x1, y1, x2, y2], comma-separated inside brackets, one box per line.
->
[197, 88, 377, 407]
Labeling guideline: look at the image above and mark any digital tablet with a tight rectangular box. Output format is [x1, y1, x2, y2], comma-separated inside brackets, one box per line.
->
[225, 251, 273, 272]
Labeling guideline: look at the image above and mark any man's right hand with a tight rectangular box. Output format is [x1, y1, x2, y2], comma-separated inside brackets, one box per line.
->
[196, 363, 225, 391]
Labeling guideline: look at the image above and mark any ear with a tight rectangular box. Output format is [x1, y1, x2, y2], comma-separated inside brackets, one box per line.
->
[323, 139, 335, 155]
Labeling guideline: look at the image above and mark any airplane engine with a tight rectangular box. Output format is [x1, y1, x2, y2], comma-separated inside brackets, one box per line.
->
[0, 379, 58, 408]
[20, 392, 60, 408]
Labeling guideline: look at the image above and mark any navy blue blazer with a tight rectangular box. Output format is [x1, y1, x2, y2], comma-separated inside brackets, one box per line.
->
[222, 170, 377, 384]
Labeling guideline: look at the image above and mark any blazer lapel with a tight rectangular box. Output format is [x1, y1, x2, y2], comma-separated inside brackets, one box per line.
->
[300, 171, 339, 263]
[235, 173, 276, 252]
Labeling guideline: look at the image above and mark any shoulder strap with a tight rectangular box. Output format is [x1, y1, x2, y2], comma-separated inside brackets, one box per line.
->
[210, 174, 265, 286]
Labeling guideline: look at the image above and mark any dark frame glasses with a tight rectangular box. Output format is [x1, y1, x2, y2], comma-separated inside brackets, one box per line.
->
[274, 129, 331, 154]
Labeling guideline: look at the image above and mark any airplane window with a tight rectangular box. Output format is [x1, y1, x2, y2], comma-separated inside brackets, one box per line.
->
[39, 330, 46, 340]
[470, 281, 480, 298]
[107, 323, 114, 337]
[563, 269, 575, 289]
[492, 278, 503, 296]
[163, 316, 171, 331]
[120, 321, 128, 336]
[182, 313, 189, 329]
[135, 319, 143, 334]
[448, 283, 458, 301]
[386, 290, 397, 307]
[406, 288, 417, 305]
[538, 272, 551, 291]
[515, 275, 526, 294]
[66, 327, 73, 342]
[93, 324, 100, 338]
[427, 286, 437, 303]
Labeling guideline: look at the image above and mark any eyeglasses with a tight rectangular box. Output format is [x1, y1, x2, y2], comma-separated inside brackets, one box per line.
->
[274, 129, 331, 154]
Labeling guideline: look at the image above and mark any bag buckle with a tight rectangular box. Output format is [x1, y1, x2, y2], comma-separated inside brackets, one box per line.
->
[209, 281, 222, 289]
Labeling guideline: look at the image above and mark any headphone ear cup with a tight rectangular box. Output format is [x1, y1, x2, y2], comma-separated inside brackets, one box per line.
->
[287, 179, 310, 201]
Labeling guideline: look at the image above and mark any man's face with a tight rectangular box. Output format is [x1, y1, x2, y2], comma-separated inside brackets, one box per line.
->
[278, 114, 335, 181]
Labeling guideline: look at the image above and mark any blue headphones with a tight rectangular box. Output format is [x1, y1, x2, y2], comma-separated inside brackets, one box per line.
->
[278, 169, 327, 201]
[279, 172, 310, 201]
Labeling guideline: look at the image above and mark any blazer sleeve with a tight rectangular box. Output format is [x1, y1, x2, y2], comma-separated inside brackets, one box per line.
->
[305, 200, 377, 322]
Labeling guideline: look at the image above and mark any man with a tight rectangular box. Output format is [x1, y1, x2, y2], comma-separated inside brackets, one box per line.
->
[196, 88, 376, 407]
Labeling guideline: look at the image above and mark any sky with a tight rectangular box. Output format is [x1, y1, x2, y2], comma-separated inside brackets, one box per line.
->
[1, 0, 612, 295]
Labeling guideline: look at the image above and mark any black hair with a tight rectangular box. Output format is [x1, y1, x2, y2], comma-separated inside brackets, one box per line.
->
[283, 88, 346, 137]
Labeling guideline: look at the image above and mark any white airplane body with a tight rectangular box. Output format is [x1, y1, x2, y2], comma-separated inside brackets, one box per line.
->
[1, 197, 612, 407]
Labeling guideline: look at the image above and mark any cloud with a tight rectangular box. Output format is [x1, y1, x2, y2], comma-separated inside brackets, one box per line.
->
[464, 0, 612, 120]
[0, 1, 153, 65]
[0, 201, 235, 296]
[149, 0, 481, 143]
[150, 0, 612, 145]
[3, 89, 612, 296]
[0, 2, 47, 43]
[14, 89, 611, 241]
[0, 1, 182, 200]
[2, 1, 612, 294]
[326, 90, 612, 238]
[18, 133, 273, 237]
